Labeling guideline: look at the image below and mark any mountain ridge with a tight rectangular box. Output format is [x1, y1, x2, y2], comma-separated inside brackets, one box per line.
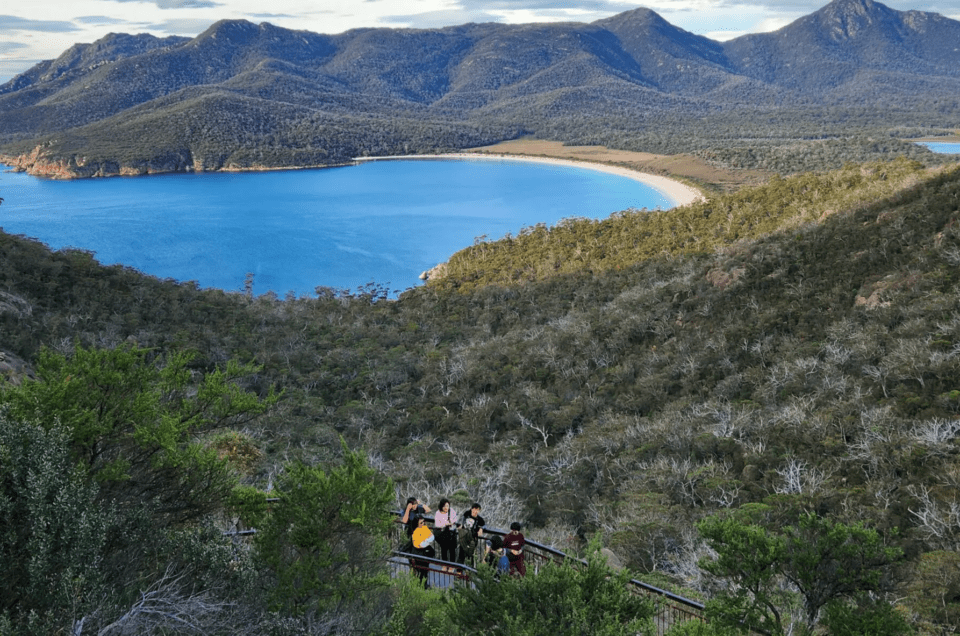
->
[1, 0, 958, 178]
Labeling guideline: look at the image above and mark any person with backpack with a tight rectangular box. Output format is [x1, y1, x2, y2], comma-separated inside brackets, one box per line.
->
[457, 502, 485, 567]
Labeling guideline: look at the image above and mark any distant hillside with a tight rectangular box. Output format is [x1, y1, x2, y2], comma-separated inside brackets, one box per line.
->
[1, 0, 958, 178]
[725, 0, 960, 99]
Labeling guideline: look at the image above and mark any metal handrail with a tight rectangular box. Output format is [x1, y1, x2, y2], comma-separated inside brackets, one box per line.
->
[392, 551, 479, 578]
[393, 511, 706, 632]
[227, 504, 706, 633]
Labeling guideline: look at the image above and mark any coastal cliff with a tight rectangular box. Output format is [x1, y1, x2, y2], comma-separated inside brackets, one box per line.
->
[0, 145, 201, 179]
[0, 146, 339, 179]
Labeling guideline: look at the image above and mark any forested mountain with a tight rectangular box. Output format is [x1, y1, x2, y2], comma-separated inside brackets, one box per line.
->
[724, 0, 960, 98]
[1, 0, 958, 178]
[2, 157, 960, 633]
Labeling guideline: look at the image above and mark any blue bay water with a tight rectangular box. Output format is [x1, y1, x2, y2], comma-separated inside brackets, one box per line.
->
[0, 158, 672, 296]
[919, 141, 960, 154]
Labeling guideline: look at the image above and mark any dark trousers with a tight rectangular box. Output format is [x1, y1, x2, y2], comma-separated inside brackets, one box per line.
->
[437, 530, 458, 563]
[509, 554, 526, 577]
[411, 545, 435, 586]
[457, 540, 477, 566]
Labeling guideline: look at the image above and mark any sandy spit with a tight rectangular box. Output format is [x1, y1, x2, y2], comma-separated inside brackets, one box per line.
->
[353, 153, 705, 208]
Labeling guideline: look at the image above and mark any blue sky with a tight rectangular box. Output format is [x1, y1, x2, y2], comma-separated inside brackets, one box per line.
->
[1, 1, 958, 83]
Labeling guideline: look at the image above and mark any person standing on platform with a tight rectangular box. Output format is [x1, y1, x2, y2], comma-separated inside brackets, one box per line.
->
[410, 516, 436, 588]
[434, 498, 459, 571]
[457, 502, 485, 567]
[503, 521, 526, 577]
[401, 496, 431, 544]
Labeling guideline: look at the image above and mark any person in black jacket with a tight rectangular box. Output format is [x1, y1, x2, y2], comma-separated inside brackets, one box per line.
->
[457, 502, 485, 566]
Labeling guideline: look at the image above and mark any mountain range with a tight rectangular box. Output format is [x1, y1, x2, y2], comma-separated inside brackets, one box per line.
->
[1, 0, 958, 178]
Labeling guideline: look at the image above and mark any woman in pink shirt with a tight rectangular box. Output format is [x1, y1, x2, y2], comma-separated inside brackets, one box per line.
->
[434, 498, 459, 569]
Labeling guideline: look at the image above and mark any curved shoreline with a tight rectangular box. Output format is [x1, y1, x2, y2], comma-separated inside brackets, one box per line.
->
[353, 153, 705, 208]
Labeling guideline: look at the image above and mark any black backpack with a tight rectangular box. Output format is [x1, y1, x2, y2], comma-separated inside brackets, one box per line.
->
[458, 523, 478, 554]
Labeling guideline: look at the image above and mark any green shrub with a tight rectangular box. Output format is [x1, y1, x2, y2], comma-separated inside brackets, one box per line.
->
[0, 416, 110, 634]
[378, 576, 454, 636]
[255, 442, 395, 615]
[450, 536, 655, 635]
[822, 597, 913, 636]
[665, 620, 739, 636]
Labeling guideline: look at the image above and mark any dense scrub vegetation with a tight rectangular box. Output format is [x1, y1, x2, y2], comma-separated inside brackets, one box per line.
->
[3, 157, 960, 633]
[434, 157, 938, 291]
[516, 110, 958, 175]
[2, 102, 954, 179]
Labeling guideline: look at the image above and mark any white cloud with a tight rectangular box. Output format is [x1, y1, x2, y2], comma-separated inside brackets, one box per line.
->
[483, 8, 602, 22]
[0, 42, 29, 54]
[750, 16, 793, 32]
[1, 1, 958, 83]
[149, 17, 222, 35]
[703, 27, 748, 39]
[109, 0, 221, 8]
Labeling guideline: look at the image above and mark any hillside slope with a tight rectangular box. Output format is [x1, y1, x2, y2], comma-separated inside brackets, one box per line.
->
[2, 161, 959, 632]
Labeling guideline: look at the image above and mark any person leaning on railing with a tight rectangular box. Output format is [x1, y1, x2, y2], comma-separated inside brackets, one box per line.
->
[401, 496, 431, 543]
[503, 521, 526, 577]
[410, 516, 436, 588]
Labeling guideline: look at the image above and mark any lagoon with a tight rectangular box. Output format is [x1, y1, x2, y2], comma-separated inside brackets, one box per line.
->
[918, 141, 960, 154]
[0, 158, 673, 296]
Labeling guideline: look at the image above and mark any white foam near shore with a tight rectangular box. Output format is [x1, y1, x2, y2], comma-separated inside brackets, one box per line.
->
[353, 153, 705, 208]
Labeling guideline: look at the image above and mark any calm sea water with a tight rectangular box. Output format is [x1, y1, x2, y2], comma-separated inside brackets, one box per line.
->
[919, 141, 960, 154]
[0, 159, 671, 296]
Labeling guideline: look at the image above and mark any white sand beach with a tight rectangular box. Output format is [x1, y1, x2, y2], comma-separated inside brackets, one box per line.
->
[354, 153, 705, 208]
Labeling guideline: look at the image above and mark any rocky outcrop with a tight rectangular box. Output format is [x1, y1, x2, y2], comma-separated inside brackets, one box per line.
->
[0, 147, 343, 179]
[419, 262, 448, 281]
[0, 291, 31, 318]
[0, 146, 200, 179]
[0, 146, 85, 178]
[0, 350, 33, 386]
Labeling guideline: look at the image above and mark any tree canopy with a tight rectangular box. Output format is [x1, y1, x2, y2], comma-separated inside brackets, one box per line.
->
[450, 537, 656, 636]
[0, 343, 276, 635]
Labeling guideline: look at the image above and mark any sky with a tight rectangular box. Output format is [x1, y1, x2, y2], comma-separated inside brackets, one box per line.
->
[1, 1, 958, 83]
